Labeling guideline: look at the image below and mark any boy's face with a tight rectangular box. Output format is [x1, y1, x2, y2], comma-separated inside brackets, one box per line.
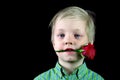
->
[52, 18, 88, 62]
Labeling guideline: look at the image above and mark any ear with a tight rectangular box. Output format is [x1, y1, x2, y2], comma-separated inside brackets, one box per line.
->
[91, 41, 93, 44]
[90, 40, 94, 44]
[51, 40, 55, 46]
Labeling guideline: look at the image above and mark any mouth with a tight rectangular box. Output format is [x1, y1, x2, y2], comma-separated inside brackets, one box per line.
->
[55, 48, 75, 52]
[64, 48, 75, 52]
[55, 48, 84, 53]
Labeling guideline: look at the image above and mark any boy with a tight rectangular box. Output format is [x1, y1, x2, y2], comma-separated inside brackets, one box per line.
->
[34, 6, 104, 80]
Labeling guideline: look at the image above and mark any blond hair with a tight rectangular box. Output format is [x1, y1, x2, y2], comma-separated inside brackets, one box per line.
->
[49, 6, 95, 43]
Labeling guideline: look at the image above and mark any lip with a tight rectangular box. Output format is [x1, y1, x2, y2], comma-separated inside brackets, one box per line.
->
[65, 48, 75, 52]
[64, 48, 76, 54]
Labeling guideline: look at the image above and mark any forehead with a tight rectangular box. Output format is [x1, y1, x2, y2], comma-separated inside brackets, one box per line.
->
[54, 18, 87, 30]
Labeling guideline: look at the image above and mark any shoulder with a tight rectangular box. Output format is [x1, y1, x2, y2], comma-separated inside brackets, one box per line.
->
[33, 68, 54, 80]
[87, 69, 104, 80]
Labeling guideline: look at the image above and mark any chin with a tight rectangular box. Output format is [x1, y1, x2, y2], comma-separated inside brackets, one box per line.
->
[66, 58, 78, 62]
[67, 60, 78, 63]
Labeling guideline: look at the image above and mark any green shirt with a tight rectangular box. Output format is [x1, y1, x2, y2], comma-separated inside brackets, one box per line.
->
[34, 62, 104, 80]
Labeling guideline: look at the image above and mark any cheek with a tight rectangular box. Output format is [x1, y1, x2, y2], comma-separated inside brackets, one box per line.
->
[83, 35, 89, 42]
[79, 35, 89, 45]
[52, 41, 63, 50]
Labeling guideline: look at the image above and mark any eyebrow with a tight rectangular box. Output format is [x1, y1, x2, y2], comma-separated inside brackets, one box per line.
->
[57, 29, 65, 32]
[58, 28, 81, 31]
[56, 28, 83, 34]
[73, 29, 81, 31]
[72, 29, 82, 33]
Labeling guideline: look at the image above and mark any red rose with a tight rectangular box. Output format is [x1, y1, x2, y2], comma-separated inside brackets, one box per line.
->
[82, 43, 96, 60]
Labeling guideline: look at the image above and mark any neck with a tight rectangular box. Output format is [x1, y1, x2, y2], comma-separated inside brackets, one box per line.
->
[59, 58, 84, 74]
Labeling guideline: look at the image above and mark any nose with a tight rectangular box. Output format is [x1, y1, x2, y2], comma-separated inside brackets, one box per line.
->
[64, 35, 73, 45]
[65, 42, 72, 45]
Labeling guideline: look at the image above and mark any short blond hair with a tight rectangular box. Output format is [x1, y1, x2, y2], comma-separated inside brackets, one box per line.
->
[49, 6, 95, 43]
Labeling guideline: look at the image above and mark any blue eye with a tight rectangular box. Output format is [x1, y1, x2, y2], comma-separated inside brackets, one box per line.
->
[74, 34, 80, 39]
[58, 34, 65, 38]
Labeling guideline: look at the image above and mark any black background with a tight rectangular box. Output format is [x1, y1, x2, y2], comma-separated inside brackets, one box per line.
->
[2, 0, 119, 80]
[31, 1, 118, 80]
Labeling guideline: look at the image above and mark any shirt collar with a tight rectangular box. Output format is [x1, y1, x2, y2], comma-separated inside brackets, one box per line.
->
[54, 62, 63, 78]
[54, 62, 88, 79]
[77, 62, 88, 79]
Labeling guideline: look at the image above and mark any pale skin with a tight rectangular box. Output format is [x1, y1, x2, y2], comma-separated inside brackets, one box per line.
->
[52, 18, 89, 74]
